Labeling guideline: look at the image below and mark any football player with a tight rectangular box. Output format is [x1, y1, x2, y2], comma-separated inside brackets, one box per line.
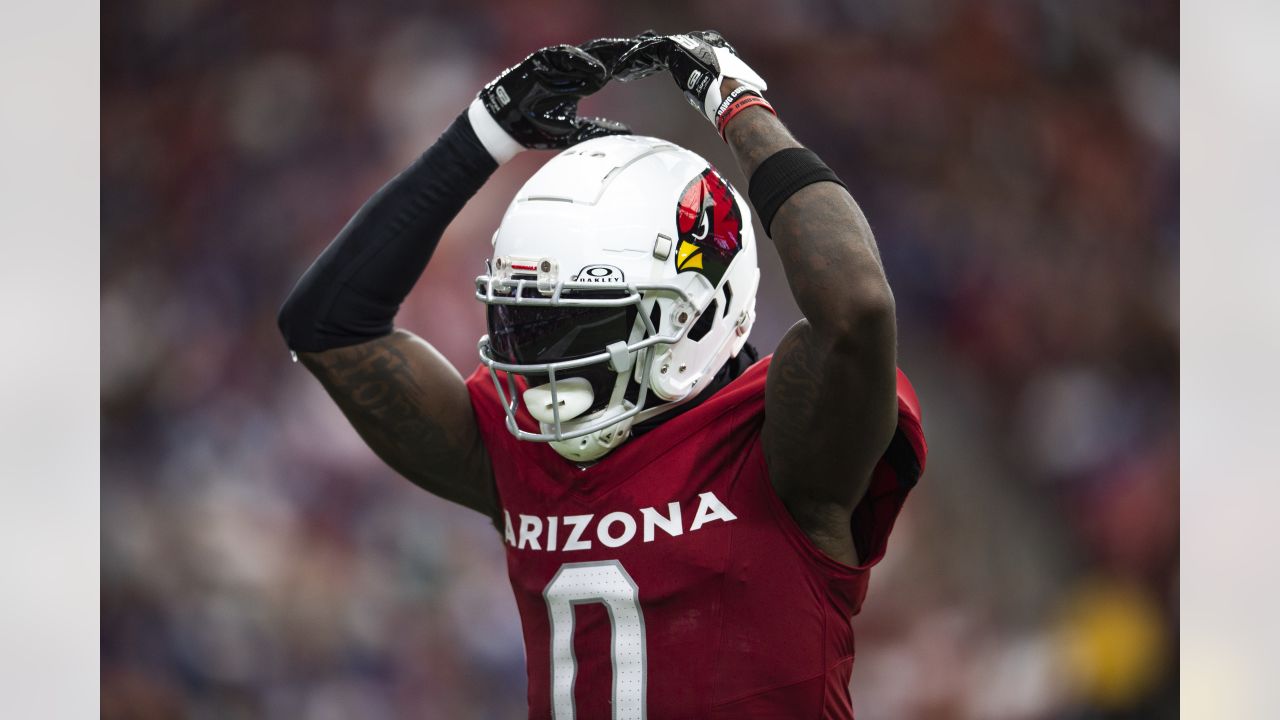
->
[279, 31, 927, 719]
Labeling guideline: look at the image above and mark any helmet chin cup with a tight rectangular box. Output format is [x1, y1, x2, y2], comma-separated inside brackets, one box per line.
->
[546, 405, 635, 463]
[523, 376, 594, 425]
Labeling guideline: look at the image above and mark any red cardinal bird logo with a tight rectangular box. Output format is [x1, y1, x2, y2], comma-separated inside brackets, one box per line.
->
[674, 168, 744, 286]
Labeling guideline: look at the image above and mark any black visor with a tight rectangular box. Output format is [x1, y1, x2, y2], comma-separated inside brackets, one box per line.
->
[486, 292, 639, 366]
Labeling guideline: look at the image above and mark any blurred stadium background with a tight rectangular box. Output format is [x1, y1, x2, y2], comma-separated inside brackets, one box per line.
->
[101, 0, 1178, 717]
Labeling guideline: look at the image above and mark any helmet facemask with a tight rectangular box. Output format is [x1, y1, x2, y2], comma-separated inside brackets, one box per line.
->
[477, 264, 705, 463]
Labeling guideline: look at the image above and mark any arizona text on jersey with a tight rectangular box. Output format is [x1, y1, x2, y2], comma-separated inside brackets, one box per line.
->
[467, 356, 927, 719]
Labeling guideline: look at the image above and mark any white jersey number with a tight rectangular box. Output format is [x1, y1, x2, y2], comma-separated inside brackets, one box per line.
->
[543, 560, 647, 720]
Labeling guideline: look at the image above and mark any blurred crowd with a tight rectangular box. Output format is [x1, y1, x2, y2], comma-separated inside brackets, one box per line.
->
[102, 0, 1179, 718]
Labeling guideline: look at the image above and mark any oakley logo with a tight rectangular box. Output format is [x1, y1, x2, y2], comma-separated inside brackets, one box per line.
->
[687, 70, 703, 90]
[573, 264, 625, 283]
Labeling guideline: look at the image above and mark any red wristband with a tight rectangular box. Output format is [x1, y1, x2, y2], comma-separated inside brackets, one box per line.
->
[717, 94, 776, 139]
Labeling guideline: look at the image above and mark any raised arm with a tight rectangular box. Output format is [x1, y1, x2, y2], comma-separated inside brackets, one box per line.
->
[611, 32, 899, 563]
[724, 104, 898, 563]
[277, 45, 629, 523]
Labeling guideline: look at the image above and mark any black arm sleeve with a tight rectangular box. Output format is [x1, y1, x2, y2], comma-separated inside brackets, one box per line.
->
[277, 111, 498, 353]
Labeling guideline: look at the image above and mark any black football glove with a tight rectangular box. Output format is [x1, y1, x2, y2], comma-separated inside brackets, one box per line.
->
[578, 34, 653, 77]
[469, 44, 630, 163]
[609, 30, 767, 125]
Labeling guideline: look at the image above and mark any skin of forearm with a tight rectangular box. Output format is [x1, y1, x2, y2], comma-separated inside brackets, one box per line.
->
[297, 332, 498, 522]
[722, 98, 894, 343]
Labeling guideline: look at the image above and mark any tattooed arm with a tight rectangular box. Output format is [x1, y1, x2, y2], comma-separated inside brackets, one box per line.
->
[278, 110, 502, 523]
[297, 332, 497, 521]
[279, 45, 627, 523]
[722, 84, 899, 565]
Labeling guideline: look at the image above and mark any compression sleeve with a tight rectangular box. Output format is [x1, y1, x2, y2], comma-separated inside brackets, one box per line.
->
[277, 111, 498, 353]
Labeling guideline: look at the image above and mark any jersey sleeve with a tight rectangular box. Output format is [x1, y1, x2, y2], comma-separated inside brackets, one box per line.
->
[848, 368, 927, 571]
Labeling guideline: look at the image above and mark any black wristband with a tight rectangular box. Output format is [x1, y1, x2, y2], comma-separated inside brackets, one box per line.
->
[747, 148, 846, 237]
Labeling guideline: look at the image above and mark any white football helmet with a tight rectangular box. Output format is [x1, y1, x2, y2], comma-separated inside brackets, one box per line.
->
[476, 135, 760, 462]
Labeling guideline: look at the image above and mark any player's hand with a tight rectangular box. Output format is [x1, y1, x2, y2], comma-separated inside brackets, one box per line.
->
[578, 34, 653, 77]
[610, 31, 767, 126]
[469, 44, 630, 163]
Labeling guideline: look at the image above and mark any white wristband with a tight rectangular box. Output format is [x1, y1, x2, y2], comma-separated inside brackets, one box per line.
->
[468, 96, 523, 165]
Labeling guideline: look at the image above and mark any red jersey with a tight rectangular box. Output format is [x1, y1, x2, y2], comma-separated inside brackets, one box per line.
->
[465, 355, 927, 719]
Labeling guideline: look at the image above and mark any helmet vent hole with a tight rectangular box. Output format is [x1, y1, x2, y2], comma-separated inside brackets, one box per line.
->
[722, 283, 733, 317]
[687, 300, 717, 342]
